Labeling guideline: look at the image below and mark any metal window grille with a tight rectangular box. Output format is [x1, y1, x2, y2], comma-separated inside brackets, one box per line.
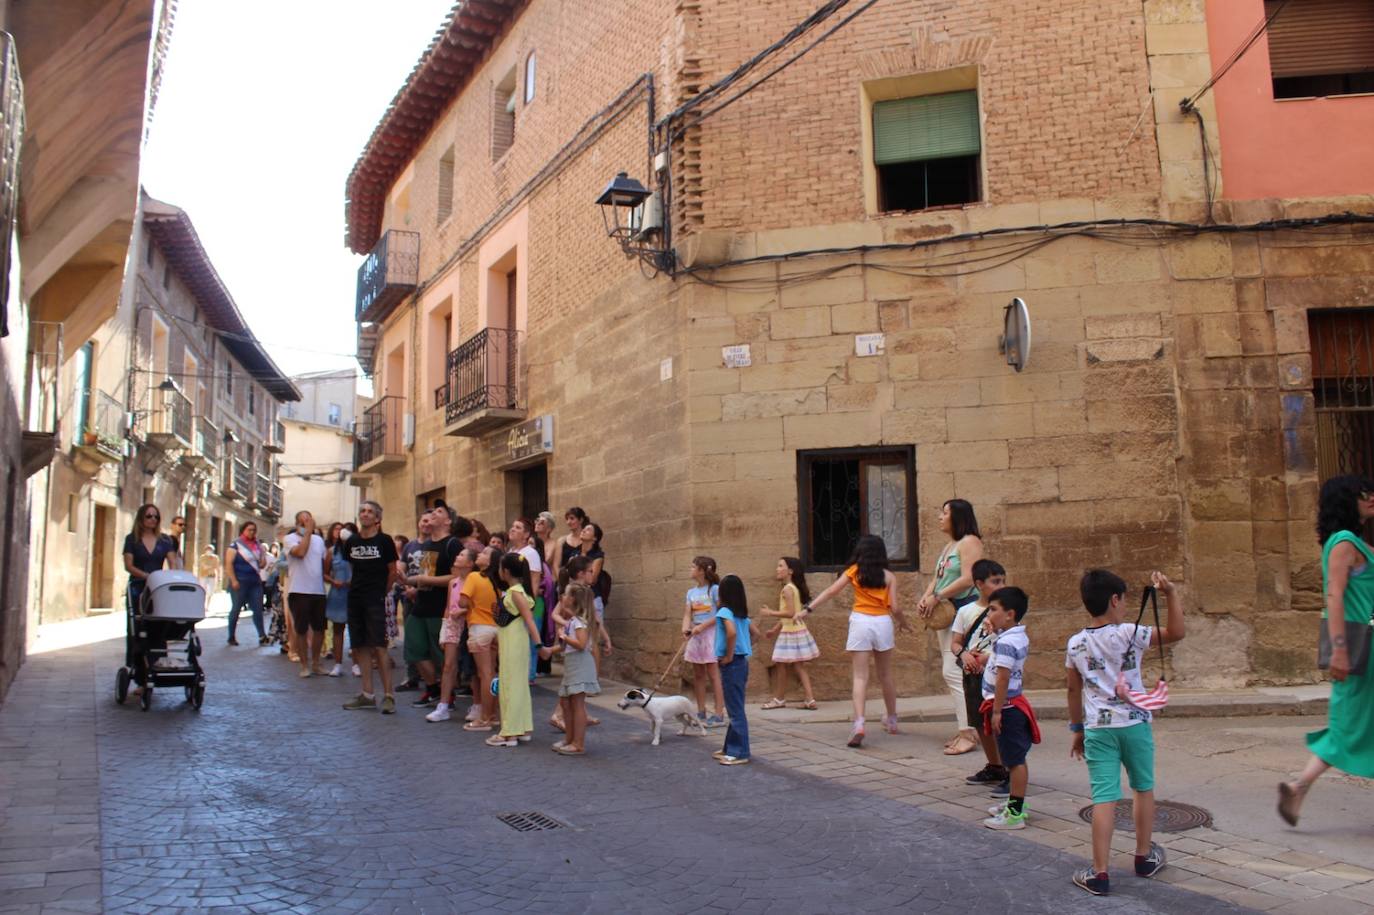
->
[797, 446, 917, 571]
[1310, 309, 1374, 481]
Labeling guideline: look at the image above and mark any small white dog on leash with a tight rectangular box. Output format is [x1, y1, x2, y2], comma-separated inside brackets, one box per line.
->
[617, 688, 708, 746]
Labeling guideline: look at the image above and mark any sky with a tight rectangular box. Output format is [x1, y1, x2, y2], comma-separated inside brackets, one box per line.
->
[141, 0, 456, 382]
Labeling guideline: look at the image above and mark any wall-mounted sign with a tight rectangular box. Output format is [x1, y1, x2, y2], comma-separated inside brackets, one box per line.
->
[722, 344, 751, 368]
[855, 333, 885, 357]
[488, 414, 554, 469]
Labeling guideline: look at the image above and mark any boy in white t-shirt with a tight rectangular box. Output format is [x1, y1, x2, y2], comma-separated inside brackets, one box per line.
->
[1066, 569, 1185, 896]
[979, 586, 1037, 831]
[950, 559, 1007, 790]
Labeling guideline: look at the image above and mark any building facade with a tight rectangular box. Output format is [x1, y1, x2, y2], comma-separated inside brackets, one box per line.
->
[25, 193, 298, 626]
[1, 0, 171, 698]
[345, 0, 1374, 696]
[280, 368, 360, 528]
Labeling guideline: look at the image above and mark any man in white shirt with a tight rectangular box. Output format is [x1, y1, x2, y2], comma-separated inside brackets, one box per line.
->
[284, 511, 328, 677]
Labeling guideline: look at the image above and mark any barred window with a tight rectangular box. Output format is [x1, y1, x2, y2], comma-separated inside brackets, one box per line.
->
[797, 446, 916, 571]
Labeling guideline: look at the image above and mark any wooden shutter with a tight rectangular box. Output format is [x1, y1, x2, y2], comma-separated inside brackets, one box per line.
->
[873, 91, 980, 166]
[1266, 0, 1374, 78]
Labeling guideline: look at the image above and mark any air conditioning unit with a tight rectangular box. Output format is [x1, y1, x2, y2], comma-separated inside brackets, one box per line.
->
[402, 413, 415, 449]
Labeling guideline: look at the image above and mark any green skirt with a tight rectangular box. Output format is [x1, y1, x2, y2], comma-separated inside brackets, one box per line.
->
[1306, 647, 1374, 778]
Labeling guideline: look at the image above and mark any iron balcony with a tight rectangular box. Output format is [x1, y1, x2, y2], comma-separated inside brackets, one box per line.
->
[355, 230, 419, 324]
[353, 394, 406, 473]
[440, 327, 525, 437]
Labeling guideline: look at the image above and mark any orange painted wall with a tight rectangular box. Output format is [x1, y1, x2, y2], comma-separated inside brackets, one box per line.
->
[1206, 0, 1374, 200]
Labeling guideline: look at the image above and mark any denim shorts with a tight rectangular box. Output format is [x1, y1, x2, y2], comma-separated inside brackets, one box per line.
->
[1084, 722, 1156, 804]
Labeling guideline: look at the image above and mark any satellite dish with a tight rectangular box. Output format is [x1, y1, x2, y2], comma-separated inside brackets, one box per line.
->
[999, 297, 1031, 373]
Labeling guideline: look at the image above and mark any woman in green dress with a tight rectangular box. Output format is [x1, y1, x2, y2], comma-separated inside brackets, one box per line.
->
[1278, 474, 1374, 826]
[486, 552, 541, 748]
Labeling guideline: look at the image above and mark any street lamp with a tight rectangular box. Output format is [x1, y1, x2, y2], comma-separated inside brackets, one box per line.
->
[595, 171, 672, 273]
[595, 171, 651, 241]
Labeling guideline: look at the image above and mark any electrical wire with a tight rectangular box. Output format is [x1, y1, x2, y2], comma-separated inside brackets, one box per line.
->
[1181, 0, 1289, 110]
[681, 213, 1374, 284]
[669, 0, 881, 141]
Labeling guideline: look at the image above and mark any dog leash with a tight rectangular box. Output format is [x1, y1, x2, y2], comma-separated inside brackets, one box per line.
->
[641, 641, 687, 706]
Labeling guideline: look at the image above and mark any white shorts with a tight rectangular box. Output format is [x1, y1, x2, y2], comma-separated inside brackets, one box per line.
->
[467, 624, 498, 650]
[846, 612, 895, 652]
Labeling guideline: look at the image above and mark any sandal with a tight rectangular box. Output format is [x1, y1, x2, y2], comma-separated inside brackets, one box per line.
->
[943, 733, 979, 756]
[484, 734, 517, 747]
[847, 723, 865, 749]
[588, 716, 600, 726]
[551, 741, 567, 752]
[882, 714, 900, 735]
[761, 698, 787, 710]
[555, 745, 586, 756]
[463, 719, 496, 732]
[801, 699, 818, 710]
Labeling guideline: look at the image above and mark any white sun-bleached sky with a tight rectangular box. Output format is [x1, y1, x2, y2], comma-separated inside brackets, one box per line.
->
[141, 0, 456, 382]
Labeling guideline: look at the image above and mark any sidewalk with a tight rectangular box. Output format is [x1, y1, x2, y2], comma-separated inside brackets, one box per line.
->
[753, 683, 1332, 725]
[589, 679, 1371, 914]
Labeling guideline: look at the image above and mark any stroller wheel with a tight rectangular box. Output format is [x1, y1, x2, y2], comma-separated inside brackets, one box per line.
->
[191, 682, 205, 710]
[115, 668, 130, 705]
[139, 686, 152, 711]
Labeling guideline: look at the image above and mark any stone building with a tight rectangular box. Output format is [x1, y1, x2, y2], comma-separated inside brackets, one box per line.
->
[1, 0, 171, 698]
[280, 368, 360, 528]
[344, 0, 1374, 696]
[25, 193, 297, 627]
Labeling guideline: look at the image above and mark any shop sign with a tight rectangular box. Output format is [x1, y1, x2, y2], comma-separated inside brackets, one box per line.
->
[488, 414, 554, 469]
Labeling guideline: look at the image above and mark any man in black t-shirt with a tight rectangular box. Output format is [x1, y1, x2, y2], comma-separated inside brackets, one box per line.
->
[343, 500, 399, 714]
[403, 507, 461, 708]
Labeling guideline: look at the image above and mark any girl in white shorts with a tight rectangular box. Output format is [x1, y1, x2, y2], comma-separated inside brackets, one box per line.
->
[805, 535, 908, 748]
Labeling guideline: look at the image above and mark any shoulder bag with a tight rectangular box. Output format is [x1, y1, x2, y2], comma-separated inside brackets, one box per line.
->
[1114, 586, 1169, 711]
[1317, 615, 1373, 674]
[920, 545, 959, 631]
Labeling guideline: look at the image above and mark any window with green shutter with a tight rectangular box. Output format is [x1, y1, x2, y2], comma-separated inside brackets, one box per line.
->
[872, 90, 981, 212]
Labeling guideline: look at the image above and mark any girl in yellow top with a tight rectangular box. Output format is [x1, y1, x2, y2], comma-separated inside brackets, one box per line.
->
[761, 557, 819, 710]
[805, 535, 908, 748]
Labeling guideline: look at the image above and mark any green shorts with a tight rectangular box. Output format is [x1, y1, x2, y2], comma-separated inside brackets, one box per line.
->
[403, 615, 444, 667]
[1084, 721, 1155, 804]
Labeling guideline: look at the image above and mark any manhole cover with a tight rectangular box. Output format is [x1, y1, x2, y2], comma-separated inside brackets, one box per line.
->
[497, 811, 565, 832]
[1077, 800, 1212, 833]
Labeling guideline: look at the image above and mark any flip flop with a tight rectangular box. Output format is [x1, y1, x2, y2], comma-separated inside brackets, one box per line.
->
[555, 745, 585, 756]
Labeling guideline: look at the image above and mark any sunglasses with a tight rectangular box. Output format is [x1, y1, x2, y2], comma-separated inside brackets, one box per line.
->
[145, 514, 161, 521]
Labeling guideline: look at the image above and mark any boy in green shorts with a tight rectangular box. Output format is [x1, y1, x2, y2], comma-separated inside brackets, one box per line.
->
[1066, 569, 1185, 896]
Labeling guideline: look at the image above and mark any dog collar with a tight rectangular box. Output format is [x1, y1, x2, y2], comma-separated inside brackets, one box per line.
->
[639, 690, 655, 708]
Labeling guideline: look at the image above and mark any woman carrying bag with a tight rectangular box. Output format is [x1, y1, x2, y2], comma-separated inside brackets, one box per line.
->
[1278, 475, 1374, 826]
[916, 499, 984, 756]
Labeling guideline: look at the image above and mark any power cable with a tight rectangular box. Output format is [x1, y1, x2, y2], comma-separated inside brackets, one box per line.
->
[1181, 0, 1289, 110]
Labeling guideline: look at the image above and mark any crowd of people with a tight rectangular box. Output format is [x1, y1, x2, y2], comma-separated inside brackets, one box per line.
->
[119, 474, 1374, 898]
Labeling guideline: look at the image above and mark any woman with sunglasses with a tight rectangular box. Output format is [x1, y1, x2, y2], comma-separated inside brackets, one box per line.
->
[122, 504, 181, 611]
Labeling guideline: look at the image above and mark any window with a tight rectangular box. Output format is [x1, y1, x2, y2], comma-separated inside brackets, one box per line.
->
[225, 358, 233, 395]
[248, 387, 255, 416]
[145, 233, 155, 267]
[327, 402, 342, 426]
[162, 263, 172, 289]
[873, 90, 981, 212]
[492, 65, 517, 160]
[1267, 0, 1374, 99]
[67, 493, 78, 533]
[524, 51, 536, 104]
[437, 146, 455, 224]
[74, 341, 93, 442]
[797, 446, 916, 570]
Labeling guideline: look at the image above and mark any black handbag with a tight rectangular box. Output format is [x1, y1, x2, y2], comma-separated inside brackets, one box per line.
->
[1318, 615, 1373, 674]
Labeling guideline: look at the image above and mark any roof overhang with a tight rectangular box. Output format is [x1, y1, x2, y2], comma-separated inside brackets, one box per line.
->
[142, 194, 302, 402]
[344, 0, 525, 254]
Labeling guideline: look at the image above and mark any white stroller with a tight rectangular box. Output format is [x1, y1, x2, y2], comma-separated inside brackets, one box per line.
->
[115, 570, 207, 711]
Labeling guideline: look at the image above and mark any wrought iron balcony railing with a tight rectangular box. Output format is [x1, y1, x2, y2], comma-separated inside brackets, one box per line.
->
[270, 481, 283, 518]
[183, 414, 220, 471]
[444, 327, 524, 428]
[233, 457, 252, 500]
[76, 390, 126, 462]
[264, 419, 286, 453]
[148, 384, 192, 448]
[355, 230, 419, 324]
[353, 395, 405, 470]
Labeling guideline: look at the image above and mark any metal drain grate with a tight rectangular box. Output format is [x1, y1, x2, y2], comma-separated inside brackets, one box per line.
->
[497, 811, 565, 832]
[1077, 800, 1212, 833]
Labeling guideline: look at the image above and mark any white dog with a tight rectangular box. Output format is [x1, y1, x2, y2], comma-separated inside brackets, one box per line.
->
[617, 688, 708, 746]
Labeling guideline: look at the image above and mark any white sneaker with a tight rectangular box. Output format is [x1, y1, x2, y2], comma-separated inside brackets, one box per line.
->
[351, 664, 361, 677]
[426, 704, 451, 723]
[465, 705, 480, 721]
[328, 664, 341, 677]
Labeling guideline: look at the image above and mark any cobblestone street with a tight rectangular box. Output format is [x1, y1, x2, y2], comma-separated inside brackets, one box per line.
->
[0, 619, 1251, 914]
